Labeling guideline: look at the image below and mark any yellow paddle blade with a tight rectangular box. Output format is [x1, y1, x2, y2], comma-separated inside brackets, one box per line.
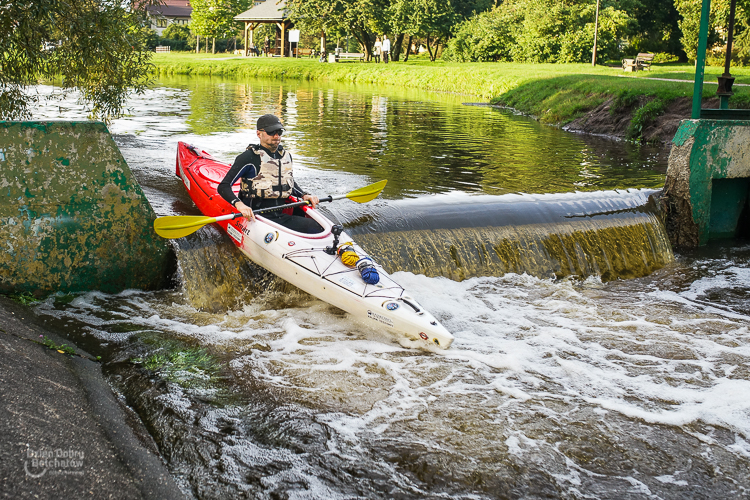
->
[345, 180, 387, 203]
[153, 215, 219, 239]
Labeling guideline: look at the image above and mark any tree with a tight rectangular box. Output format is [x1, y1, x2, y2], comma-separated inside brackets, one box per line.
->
[441, 7, 516, 62]
[416, 0, 458, 61]
[674, 0, 750, 62]
[191, 0, 247, 54]
[0, 0, 160, 121]
[624, 0, 684, 59]
[443, 0, 634, 63]
[288, 0, 391, 60]
[452, 0, 495, 22]
[387, 0, 458, 61]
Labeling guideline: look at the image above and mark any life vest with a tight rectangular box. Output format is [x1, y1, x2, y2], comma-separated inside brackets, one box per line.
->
[240, 145, 294, 199]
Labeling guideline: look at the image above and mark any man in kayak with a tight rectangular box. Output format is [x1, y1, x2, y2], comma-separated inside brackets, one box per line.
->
[217, 114, 322, 233]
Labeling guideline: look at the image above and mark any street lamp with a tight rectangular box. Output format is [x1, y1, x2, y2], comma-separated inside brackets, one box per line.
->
[592, 0, 600, 66]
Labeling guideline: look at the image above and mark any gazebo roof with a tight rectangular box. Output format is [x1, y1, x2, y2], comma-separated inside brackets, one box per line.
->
[234, 0, 288, 22]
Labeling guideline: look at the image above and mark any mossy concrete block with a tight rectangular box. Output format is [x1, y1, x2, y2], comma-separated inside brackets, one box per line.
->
[0, 121, 173, 294]
[664, 119, 750, 247]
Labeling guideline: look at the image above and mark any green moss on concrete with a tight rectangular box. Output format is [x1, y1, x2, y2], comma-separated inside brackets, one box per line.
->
[0, 121, 174, 294]
[666, 120, 750, 246]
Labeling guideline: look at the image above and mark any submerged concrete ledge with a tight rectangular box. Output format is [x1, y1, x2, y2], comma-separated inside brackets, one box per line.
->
[663, 119, 750, 248]
[0, 121, 173, 295]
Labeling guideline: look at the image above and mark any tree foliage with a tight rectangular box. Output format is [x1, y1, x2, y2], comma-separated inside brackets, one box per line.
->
[674, 0, 750, 62]
[625, 0, 683, 58]
[443, 0, 634, 63]
[440, 7, 514, 62]
[162, 24, 193, 42]
[191, 0, 248, 51]
[387, 0, 458, 61]
[0, 0, 160, 121]
[287, 0, 390, 59]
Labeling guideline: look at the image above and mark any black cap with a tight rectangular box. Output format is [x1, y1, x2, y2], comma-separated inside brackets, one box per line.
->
[257, 114, 284, 133]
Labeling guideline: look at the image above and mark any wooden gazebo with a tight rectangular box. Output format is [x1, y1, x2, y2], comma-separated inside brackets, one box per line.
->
[234, 0, 292, 57]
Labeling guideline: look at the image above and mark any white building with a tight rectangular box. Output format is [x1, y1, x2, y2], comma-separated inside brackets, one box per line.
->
[146, 0, 193, 36]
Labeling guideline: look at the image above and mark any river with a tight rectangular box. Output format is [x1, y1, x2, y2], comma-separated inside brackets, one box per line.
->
[28, 77, 750, 499]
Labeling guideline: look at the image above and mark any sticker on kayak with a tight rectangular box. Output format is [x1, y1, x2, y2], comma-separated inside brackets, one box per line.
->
[238, 222, 252, 236]
[264, 232, 275, 244]
[419, 332, 429, 341]
[179, 165, 190, 191]
[338, 276, 356, 288]
[227, 224, 243, 244]
[288, 241, 296, 246]
[367, 310, 394, 328]
[384, 302, 399, 311]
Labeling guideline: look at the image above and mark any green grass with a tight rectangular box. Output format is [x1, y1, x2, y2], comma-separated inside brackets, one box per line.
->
[132, 333, 224, 390]
[39, 335, 76, 355]
[151, 53, 750, 137]
[5, 291, 41, 305]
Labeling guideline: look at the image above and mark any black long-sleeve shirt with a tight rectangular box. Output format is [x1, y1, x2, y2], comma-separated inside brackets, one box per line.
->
[217, 144, 307, 211]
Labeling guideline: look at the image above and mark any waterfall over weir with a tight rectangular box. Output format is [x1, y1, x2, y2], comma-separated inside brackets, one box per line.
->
[336, 189, 674, 282]
[174, 189, 674, 312]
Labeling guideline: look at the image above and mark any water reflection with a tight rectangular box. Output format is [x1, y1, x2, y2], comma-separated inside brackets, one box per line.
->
[156, 75, 668, 199]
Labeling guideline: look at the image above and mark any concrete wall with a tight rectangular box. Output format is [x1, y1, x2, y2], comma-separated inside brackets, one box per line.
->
[663, 119, 750, 247]
[0, 121, 173, 295]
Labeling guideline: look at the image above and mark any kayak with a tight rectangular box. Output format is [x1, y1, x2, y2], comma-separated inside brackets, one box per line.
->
[174, 142, 454, 349]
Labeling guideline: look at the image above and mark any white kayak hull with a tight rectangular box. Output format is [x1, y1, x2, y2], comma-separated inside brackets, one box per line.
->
[224, 209, 454, 349]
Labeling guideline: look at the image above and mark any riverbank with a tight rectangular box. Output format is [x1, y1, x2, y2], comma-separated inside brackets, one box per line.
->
[0, 295, 184, 499]
[152, 53, 750, 142]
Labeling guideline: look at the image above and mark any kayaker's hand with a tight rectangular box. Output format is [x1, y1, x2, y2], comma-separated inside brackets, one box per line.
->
[303, 194, 319, 208]
[234, 201, 255, 221]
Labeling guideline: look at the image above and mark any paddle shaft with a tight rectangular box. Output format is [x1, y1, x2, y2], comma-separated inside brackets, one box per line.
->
[223, 194, 339, 221]
[154, 179, 385, 239]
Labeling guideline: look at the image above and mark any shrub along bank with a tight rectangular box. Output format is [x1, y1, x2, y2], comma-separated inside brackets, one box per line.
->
[152, 54, 750, 141]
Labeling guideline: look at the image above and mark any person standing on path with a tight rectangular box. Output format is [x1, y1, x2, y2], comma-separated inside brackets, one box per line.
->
[264, 36, 270, 57]
[373, 37, 382, 63]
[382, 35, 390, 63]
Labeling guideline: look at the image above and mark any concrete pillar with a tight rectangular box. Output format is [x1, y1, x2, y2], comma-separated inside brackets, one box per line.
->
[0, 121, 174, 295]
[662, 119, 750, 247]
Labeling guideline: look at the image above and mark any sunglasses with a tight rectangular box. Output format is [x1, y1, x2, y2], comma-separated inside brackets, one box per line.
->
[264, 129, 283, 137]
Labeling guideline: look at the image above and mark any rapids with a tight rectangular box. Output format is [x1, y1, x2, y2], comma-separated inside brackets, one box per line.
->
[25, 78, 750, 499]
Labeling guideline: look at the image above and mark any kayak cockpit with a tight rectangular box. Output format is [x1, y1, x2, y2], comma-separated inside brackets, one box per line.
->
[256, 208, 333, 240]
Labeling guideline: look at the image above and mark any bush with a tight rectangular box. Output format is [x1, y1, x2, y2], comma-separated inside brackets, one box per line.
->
[652, 52, 680, 63]
[162, 24, 192, 41]
[159, 38, 190, 51]
[442, 8, 515, 62]
[145, 28, 160, 50]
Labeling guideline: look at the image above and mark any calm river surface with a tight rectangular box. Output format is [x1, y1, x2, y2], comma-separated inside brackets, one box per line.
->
[29, 77, 750, 499]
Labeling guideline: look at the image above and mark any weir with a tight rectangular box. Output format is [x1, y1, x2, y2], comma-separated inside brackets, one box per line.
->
[340, 190, 674, 282]
[172, 190, 673, 312]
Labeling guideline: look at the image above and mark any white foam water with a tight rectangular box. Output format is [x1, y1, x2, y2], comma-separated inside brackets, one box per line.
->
[32, 256, 750, 498]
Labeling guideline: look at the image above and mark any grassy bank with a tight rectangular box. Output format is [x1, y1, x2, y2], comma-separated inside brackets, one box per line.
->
[152, 53, 750, 137]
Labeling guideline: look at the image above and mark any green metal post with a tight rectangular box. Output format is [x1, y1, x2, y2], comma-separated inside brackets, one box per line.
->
[692, 0, 712, 119]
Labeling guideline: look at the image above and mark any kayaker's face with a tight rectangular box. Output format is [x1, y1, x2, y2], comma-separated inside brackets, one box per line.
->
[257, 129, 281, 152]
